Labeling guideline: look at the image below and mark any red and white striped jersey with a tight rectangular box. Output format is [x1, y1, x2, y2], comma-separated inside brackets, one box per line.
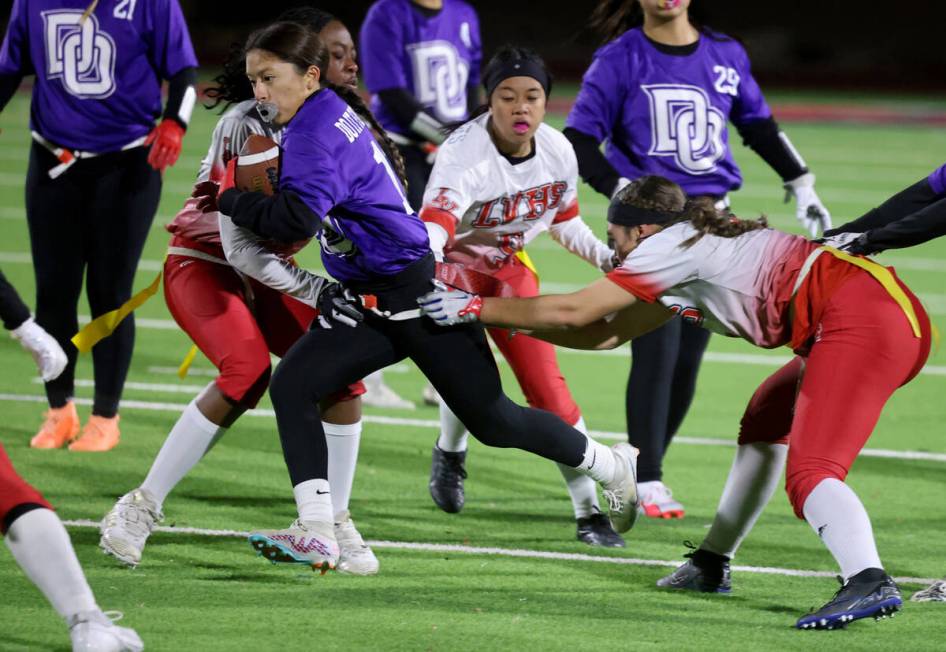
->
[420, 113, 611, 273]
[607, 223, 817, 348]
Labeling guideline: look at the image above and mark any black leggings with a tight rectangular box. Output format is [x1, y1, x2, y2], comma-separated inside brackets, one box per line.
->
[25, 142, 161, 417]
[0, 269, 30, 331]
[626, 317, 711, 483]
[270, 255, 587, 485]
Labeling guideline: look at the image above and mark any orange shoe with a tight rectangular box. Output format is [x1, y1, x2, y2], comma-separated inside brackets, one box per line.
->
[30, 402, 80, 449]
[69, 414, 121, 452]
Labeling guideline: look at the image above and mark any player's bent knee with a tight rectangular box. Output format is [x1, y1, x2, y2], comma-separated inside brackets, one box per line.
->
[218, 355, 272, 408]
[785, 469, 846, 519]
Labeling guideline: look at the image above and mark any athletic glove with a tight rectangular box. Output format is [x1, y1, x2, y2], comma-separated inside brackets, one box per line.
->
[417, 285, 483, 326]
[144, 119, 185, 173]
[192, 181, 220, 213]
[316, 283, 363, 328]
[784, 172, 832, 237]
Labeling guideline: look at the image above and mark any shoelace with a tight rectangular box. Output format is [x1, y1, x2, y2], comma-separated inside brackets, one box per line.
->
[602, 489, 623, 512]
[106, 498, 161, 538]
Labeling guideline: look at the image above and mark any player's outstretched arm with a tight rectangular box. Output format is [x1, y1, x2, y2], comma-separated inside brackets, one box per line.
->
[529, 300, 673, 351]
[481, 277, 635, 330]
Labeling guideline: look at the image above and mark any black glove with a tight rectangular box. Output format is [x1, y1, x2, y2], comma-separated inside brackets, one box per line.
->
[316, 283, 364, 328]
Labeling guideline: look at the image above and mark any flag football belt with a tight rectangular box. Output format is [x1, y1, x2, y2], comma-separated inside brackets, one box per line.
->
[31, 131, 148, 179]
[792, 245, 921, 338]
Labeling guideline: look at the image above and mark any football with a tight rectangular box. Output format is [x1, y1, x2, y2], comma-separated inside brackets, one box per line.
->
[236, 134, 280, 195]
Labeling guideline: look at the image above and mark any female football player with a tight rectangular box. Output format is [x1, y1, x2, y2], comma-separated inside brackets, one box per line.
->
[420, 46, 623, 547]
[563, 0, 831, 518]
[213, 21, 639, 571]
[418, 175, 931, 630]
[99, 8, 379, 576]
[0, 0, 197, 451]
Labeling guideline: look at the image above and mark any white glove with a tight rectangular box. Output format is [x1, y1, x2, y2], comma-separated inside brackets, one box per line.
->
[611, 177, 631, 200]
[12, 317, 68, 381]
[784, 172, 832, 237]
[417, 284, 483, 326]
[819, 231, 861, 250]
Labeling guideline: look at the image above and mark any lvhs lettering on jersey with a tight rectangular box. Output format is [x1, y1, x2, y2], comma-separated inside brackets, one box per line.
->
[564, 28, 770, 197]
[0, 0, 197, 153]
[470, 181, 568, 229]
[360, 0, 482, 137]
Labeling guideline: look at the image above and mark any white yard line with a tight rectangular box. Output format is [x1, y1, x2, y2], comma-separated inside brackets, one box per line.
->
[2, 392, 944, 463]
[58, 518, 936, 585]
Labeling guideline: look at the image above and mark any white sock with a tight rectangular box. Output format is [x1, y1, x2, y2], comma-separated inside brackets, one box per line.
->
[703, 442, 787, 558]
[556, 417, 600, 519]
[436, 401, 468, 453]
[141, 398, 224, 509]
[575, 437, 616, 485]
[803, 478, 882, 579]
[293, 479, 334, 524]
[5, 509, 98, 621]
[324, 420, 362, 521]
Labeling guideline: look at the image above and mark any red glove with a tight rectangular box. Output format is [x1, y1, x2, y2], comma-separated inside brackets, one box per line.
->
[191, 180, 220, 213]
[144, 119, 185, 172]
[219, 156, 237, 194]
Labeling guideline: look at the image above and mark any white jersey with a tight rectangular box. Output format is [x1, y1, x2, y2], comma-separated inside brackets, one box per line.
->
[420, 113, 612, 274]
[197, 99, 283, 182]
[607, 223, 816, 348]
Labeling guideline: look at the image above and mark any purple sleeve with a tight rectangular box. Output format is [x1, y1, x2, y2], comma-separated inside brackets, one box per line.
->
[147, 0, 198, 79]
[729, 46, 772, 126]
[359, 4, 407, 93]
[564, 49, 625, 142]
[0, 0, 31, 77]
[280, 135, 343, 220]
[927, 162, 946, 196]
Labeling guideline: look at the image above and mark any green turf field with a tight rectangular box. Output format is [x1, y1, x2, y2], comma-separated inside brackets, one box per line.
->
[1, 92, 945, 650]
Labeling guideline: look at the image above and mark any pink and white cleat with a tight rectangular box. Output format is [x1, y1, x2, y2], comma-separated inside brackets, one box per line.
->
[638, 480, 685, 519]
[249, 519, 339, 574]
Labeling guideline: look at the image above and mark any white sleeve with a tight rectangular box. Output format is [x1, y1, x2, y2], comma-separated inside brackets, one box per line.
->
[548, 216, 616, 272]
[218, 214, 327, 309]
[425, 221, 448, 261]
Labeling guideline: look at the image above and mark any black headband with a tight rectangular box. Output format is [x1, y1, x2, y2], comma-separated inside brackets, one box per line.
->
[483, 59, 551, 98]
[607, 201, 683, 227]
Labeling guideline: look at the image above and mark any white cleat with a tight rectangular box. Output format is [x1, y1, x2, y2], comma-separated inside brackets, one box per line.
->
[100, 488, 163, 568]
[69, 610, 143, 652]
[334, 511, 379, 576]
[638, 480, 685, 519]
[248, 519, 339, 574]
[601, 443, 640, 534]
[912, 578, 946, 602]
[12, 317, 68, 382]
[362, 382, 416, 410]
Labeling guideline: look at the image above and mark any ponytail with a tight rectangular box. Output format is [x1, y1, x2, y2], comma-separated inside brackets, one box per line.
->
[204, 41, 254, 112]
[589, 0, 643, 44]
[679, 197, 768, 247]
[322, 81, 409, 192]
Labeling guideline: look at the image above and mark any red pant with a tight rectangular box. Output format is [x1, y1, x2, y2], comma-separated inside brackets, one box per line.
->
[164, 250, 364, 408]
[485, 258, 582, 426]
[739, 270, 931, 518]
[0, 443, 52, 533]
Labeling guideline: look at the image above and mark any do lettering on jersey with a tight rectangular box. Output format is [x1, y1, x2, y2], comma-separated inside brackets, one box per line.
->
[42, 10, 117, 99]
[408, 40, 470, 122]
[643, 84, 726, 175]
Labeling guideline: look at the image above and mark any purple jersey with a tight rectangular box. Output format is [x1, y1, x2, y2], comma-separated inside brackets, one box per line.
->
[565, 28, 771, 197]
[280, 89, 430, 283]
[0, 0, 197, 152]
[360, 0, 481, 135]
[927, 162, 946, 196]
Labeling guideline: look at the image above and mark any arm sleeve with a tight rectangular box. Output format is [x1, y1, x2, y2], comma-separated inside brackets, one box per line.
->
[218, 214, 327, 308]
[549, 217, 615, 271]
[735, 117, 808, 182]
[196, 114, 250, 183]
[147, 0, 198, 79]
[563, 127, 622, 198]
[859, 198, 946, 251]
[827, 178, 940, 234]
[162, 66, 197, 128]
[377, 88, 445, 143]
[219, 188, 321, 244]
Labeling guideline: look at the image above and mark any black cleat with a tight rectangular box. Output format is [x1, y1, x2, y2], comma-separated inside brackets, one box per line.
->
[657, 542, 732, 593]
[429, 446, 467, 513]
[576, 511, 626, 548]
[796, 568, 902, 630]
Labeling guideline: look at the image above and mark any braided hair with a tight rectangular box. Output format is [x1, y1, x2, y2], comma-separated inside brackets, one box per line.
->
[614, 176, 766, 247]
[204, 7, 337, 113]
